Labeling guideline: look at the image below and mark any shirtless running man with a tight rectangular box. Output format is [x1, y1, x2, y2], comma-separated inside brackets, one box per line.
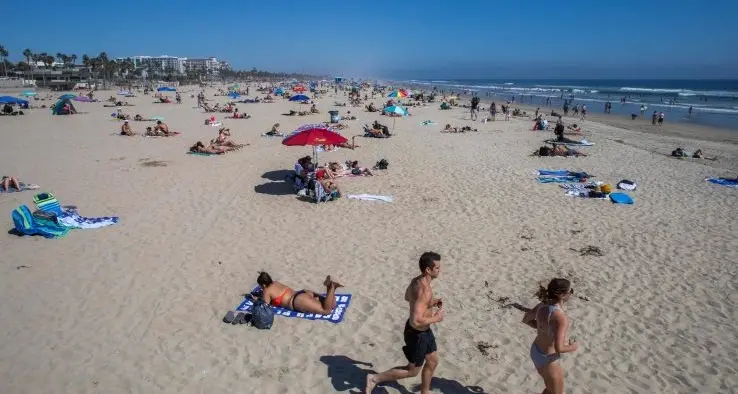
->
[365, 252, 445, 394]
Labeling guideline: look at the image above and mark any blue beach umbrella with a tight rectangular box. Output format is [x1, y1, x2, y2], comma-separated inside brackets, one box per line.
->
[228, 92, 240, 99]
[157, 87, 176, 92]
[383, 105, 408, 131]
[289, 94, 310, 102]
[0, 96, 29, 105]
[273, 88, 284, 95]
[58, 94, 76, 100]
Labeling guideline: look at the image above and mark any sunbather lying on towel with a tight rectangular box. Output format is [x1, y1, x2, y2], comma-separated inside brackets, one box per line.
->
[254, 272, 343, 315]
[212, 128, 246, 148]
[347, 160, 373, 176]
[189, 141, 235, 154]
[134, 114, 154, 121]
[671, 147, 715, 160]
[1, 176, 22, 192]
[159, 97, 172, 104]
[319, 178, 342, 197]
[337, 136, 360, 150]
[535, 145, 587, 157]
[227, 109, 251, 119]
[120, 120, 136, 136]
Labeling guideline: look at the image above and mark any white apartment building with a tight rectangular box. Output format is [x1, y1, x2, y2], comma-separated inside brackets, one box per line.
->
[184, 57, 228, 75]
[117, 55, 186, 74]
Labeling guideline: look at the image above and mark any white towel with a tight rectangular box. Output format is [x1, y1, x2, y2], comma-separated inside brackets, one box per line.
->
[347, 194, 393, 203]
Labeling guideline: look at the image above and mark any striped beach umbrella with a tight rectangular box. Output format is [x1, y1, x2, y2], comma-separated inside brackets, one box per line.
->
[387, 89, 408, 98]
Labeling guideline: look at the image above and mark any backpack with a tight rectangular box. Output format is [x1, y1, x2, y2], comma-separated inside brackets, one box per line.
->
[250, 298, 274, 329]
[373, 159, 389, 170]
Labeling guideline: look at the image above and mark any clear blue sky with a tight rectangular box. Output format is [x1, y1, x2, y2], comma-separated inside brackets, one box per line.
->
[3, 0, 737, 79]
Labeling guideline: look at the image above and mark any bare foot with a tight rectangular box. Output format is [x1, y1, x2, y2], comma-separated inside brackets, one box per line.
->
[331, 280, 344, 289]
[365, 374, 377, 393]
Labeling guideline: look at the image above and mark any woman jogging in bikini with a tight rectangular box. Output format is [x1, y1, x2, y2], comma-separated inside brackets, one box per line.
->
[521, 278, 579, 394]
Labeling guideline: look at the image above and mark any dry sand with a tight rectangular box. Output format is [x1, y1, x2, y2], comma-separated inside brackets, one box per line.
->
[0, 86, 737, 394]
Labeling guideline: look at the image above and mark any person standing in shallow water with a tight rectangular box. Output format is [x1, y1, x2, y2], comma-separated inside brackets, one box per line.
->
[521, 278, 578, 394]
[365, 252, 445, 394]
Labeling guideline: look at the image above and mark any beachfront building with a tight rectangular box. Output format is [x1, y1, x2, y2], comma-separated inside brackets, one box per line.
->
[184, 57, 229, 75]
[117, 55, 187, 74]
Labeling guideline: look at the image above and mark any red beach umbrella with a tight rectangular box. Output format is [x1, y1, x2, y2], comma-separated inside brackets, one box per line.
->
[293, 85, 307, 93]
[283, 124, 348, 163]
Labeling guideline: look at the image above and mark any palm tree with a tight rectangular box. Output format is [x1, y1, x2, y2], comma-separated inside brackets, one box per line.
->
[70, 54, 77, 67]
[0, 45, 8, 77]
[23, 49, 34, 82]
[56, 52, 63, 65]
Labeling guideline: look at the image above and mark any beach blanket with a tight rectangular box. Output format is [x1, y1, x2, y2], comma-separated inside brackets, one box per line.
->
[537, 176, 584, 184]
[706, 177, 738, 188]
[559, 182, 601, 191]
[566, 190, 608, 200]
[33, 193, 119, 229]
[209, 122, 222, 127]
[12, 205, 70, 238]
[347, 194, 394, 203]
[56, 208, 119, 229]
[235, 290, 352, 324]
[144, 131, 181, 138]
[537, 169, 592, 178]
[544, 139, 594, 146]
[261, 133, 285, 138]
[419, 120, 438, 126]
[187, 151, 219, 156]
[0, 182, 40, 193]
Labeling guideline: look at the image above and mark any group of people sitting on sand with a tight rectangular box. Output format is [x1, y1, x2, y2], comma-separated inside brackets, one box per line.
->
[441, 124, 478, 133]
[189, 128, 246, 154]
[364, 121, 392, 138]
[120, 120, 176, 137]
[292, 156, 378, 200]
[1, 104, 24, 116]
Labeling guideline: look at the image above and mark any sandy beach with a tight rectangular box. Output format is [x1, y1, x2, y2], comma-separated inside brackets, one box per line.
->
[1, 85, 737, 394]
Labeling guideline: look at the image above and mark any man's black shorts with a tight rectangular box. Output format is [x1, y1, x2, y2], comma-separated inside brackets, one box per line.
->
[402, 320, 437, 367]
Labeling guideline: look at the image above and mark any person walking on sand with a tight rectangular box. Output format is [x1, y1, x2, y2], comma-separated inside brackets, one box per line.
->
[470, 96, 480, 121]
[580, 104, 587, 120]
[651, 111, 658, 125]
[521, 278, 578, 394]
[658, 112, 665, 126]
[490, 101, 497, 121]
[365, 252, 445, 394]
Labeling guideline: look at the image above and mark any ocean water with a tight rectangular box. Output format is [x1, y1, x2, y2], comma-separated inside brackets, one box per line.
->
[399, 79, 738, 131]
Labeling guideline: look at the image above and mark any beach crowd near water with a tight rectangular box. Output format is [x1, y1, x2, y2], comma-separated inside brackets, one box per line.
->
[1, 79, 737, 393]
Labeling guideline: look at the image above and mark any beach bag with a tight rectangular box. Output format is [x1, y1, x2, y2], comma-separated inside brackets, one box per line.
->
[250, 298, 274, 330]
[373, 159, 389, 170]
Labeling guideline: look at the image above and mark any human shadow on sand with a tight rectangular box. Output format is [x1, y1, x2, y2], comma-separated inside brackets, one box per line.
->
[261, 169, 294, 181]
[411, 377, 488, 394]
[254, 181, 294, 196]
[319, 355, 412, 394]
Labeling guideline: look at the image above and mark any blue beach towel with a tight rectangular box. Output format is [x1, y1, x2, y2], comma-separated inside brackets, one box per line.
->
[187, 151, 219, 156]
[11, 205, 70, 238]
[706, 177, 738, 188]
[537, 169, 572, 176]
[609, 193, 634, 204]
[537, 176, 583, 183]
[537, 169, 591, 178]
[236, 290, 352, 324]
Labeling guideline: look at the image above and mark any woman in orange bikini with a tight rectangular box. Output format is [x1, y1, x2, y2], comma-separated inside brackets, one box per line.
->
[256, 272, 343, 315]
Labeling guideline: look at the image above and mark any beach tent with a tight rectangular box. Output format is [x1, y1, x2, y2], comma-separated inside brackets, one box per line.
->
[19, 91, 37, 97]
[0, 96, 29, 106]
[52, 98, 77, 115]
[157, 87, 176, 92]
